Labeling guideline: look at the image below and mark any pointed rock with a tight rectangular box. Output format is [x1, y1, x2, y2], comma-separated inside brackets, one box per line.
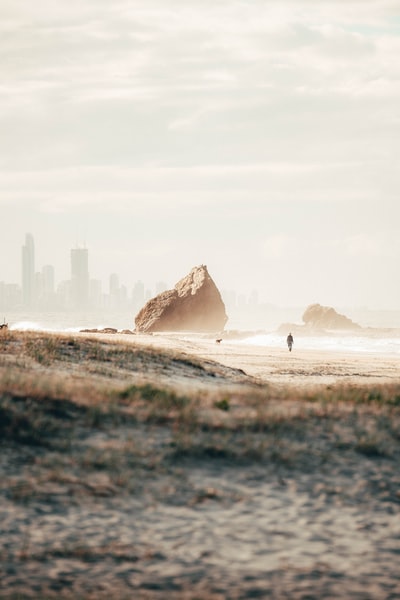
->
[134, 265, 228, 333]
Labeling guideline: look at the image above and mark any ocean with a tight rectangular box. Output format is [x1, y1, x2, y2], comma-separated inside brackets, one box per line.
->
[232, 332, 400, 356]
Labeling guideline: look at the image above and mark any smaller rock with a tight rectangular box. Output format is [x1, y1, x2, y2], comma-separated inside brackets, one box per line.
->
[302, 304, 361, 330]
[79, 327, 118, 334]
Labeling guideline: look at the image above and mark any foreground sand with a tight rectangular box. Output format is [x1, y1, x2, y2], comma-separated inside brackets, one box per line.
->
[1, 330, 400, 599]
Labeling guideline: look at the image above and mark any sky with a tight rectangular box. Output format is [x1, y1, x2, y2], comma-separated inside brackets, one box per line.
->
[1, 0, 400, 309]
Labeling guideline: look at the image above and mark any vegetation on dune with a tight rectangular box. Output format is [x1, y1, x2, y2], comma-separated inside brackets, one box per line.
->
[302, 385, 400, 407]
[1, 331, 399, 469]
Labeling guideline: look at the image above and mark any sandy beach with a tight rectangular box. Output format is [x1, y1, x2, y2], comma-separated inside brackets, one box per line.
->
[111, 331, 400, 389]
[1, 329, 400, 599]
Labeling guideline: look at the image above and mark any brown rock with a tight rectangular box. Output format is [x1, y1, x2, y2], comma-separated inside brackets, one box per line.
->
[302, 303, 360, 330]
[79, 327, 118, 334]
[134, 265, 228, 333]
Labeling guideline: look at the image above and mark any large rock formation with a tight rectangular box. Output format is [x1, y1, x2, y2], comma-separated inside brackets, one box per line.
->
[302, 303, 361, 330]
[134, 265, 228, 333]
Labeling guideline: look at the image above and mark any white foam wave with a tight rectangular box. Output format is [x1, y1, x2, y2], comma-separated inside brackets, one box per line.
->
[10, 321, 49, 332]
[10, 320, 115, 334]
[234, 333, 400, 355]
[10, 321, 82, 333]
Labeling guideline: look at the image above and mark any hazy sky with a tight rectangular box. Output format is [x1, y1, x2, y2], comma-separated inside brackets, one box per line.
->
[1, 0, 399, 309]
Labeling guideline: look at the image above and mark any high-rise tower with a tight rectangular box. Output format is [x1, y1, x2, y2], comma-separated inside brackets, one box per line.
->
[22, 233, 35, 306]
[70, 247, 89, 309]
[42, 265, 55, 296]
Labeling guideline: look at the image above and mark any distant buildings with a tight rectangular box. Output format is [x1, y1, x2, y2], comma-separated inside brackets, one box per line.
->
[41, 265, 55, 297]
[22, 233, 35, 307]
[89, 279, 103, 309]
[132, 281, 145, 309]
[0, 234, 168, 312]
[70, 247, 89, 309]
[0, 233, 261, 314]
[0, 282, 21, 310]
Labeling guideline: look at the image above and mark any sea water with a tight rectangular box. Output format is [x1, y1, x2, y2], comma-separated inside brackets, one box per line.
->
[232, 332, 400, 356]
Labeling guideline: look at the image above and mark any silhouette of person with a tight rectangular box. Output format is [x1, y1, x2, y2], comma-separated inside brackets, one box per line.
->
[287, 333, 293, 352]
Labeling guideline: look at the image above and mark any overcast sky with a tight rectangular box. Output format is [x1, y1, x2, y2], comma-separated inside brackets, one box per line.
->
[1, 0, 399, 309]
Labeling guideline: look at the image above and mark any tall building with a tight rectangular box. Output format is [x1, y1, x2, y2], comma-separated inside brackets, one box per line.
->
[70, 247, 89, 309]
[109, 273, 120, 309]
[38, 265, 57, 308]
[156, 281, 168, 295]
[109, 273, 119, 296]
[89, 279, 103, 309]
[42, 265, 55, 296]
[132, 280, 145, 309]
[22, 233, 35, 307]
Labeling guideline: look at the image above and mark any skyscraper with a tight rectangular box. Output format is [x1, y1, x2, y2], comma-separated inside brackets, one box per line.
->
[42, 265, 55, 296]
[132, 280, 145, 309]
[70, 247, 89, 309]
[22, 233, 35, 306]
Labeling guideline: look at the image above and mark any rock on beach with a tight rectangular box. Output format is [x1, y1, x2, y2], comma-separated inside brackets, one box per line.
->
[134, 264, 228, 333]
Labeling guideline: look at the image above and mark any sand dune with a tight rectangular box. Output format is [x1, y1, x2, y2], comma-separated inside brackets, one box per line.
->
[1, 330, 399, 599]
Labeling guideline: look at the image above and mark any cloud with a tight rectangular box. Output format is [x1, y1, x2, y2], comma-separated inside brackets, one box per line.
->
[1, 1, 399, 162]
[261, 235, 293, 259]
[343, 233, 400, 258]
[0, 160, 382, 216]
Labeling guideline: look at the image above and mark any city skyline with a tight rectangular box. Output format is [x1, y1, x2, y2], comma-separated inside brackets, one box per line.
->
[1, 233, 162, 311]
[1, 232, 261, 312]
[21, 233, 35, 307]
[3, 229, 269, 308]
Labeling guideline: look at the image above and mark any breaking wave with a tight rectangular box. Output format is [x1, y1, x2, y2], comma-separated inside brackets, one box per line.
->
[234, 333, 400, 356]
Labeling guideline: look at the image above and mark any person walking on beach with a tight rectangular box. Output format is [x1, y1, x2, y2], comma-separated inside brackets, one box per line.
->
[287, 332, 294, 352]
